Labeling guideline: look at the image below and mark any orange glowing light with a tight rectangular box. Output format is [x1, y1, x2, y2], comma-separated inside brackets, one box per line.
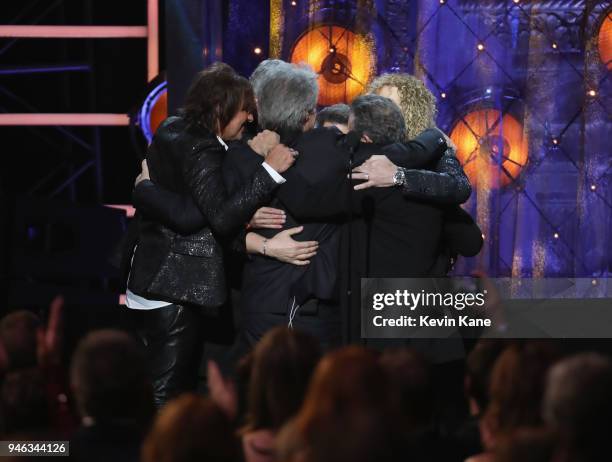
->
[598, 12, 612, 70]
[450, 109, 528, 189]
[290, 25, 374, 106]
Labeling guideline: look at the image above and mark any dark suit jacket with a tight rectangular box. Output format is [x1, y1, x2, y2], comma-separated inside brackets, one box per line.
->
[217, 127, 465, 322]
[278, 134, 449, 277]
[388, 143, 481, 270]
[130, 127, 481, 315]
[276, 130, 468, 342]
[130, 127, 451, 312]
[222, 137, 342, 316]
[128, 116, 278, 308]
[352, 144, 445, 277]
[278, 130, 481, 269]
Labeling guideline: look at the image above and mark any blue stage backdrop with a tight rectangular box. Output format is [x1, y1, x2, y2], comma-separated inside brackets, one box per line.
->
[167, 0, 611, 278]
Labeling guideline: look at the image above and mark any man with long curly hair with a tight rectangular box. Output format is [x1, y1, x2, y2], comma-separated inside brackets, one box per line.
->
[352, 73, 469, 204]
[357, 73, 483, 271]
[369, 73, 438, 140]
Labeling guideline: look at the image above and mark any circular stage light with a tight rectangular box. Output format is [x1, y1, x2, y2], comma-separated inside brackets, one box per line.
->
[290, 25, 375, 106]
[598, 11, 611, 70]
[450, 109, 528, 189]
[138, 79, 167, 145]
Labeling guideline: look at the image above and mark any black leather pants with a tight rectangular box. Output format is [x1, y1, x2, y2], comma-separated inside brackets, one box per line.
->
[127, 304, 204, 408]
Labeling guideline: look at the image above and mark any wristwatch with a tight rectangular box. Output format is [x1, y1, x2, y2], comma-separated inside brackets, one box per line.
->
[392, 167, 406, 186]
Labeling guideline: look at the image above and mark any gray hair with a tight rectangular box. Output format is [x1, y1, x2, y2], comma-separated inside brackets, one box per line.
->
[249, 59, 293, 102]
[543, 353, 612, 428]
[316, 103, 350, 127]
[256, 63, 319, 143]
[350, 94, 406, 145]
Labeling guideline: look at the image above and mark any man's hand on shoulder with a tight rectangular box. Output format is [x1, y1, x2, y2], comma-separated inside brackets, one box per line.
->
[352, 155, 399, 190]
[247, 129, 280, 157]
[265, 144, 298, 174]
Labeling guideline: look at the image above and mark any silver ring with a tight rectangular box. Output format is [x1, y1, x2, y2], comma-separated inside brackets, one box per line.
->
[365, 173, 369, 180]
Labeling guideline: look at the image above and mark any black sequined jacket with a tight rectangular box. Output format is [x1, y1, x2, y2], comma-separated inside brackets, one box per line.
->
[395, 148, 471, 205]
[127, 116, 278, 308]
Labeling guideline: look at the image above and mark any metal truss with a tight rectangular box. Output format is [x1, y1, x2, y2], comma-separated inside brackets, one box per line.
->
[0, 0, 159, 201]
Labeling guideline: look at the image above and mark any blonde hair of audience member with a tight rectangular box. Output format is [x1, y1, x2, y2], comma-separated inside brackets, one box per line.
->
[368, 73, 437, 140]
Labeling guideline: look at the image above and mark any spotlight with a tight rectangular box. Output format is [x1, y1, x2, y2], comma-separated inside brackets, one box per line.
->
[591, 184, 597, 191]
[291, 0, 297, 5]
[587, 89, 597, 97]
[477, 43, 485, 51]
[553, 232, 559, 239]
[481, 233, 486, 240]
[597, 9, 611, 70]
[441, 92, 447, 99]
[137, 77, 167, 145]
[513, 0, 520, 3]
[254, 47, 262, 55]
[592, 279, 598, 286]
[552, 138, 559, 145]
[290, 25, 375, 105]
[552, 42, 558, 49]
[450, 108, 528, 189]
[485, 87, 492, 95]
[439, 0, 445, 4]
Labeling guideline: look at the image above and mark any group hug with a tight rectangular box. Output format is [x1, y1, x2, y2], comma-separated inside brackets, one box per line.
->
[121, 59, 483, 406]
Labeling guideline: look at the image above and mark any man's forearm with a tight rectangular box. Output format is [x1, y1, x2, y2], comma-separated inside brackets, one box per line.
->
[133, 180, 208, 234]
[398, 150, 471, 204]
[384, 128, 448, 168]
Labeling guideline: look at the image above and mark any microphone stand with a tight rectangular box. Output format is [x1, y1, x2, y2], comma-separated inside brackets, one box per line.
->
[346, 147, 353, 345]
[344, 131, 361, 344]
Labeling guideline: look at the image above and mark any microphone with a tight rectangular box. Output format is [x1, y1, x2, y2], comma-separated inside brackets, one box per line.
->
[343, 128, 362, 190]
[344, 130, 362, 186]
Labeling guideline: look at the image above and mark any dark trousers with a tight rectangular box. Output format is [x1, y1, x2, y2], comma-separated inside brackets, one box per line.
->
[126, 304, 205, 408]
[241, 299, 341, 351]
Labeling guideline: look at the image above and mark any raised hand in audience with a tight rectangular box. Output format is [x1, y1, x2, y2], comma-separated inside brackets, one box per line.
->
[207, 360, 238, 420]
[37, 295, 64, 368]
